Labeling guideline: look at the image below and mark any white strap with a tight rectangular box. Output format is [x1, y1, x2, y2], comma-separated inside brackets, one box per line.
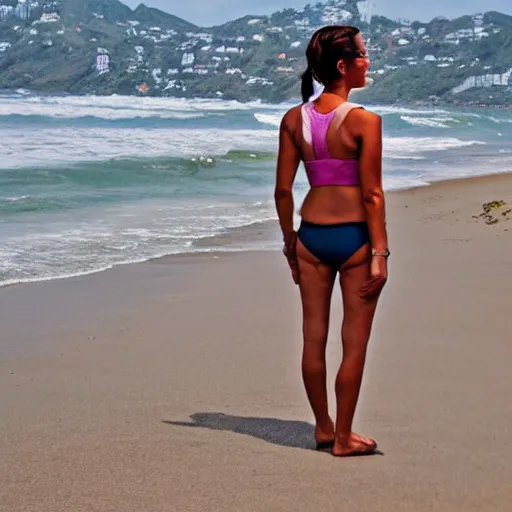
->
[331, 102, 363, 131]
[301, 103, 312, 146]
[301, 101, 363, 148]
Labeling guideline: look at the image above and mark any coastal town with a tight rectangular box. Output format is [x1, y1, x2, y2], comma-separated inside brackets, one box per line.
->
[0, 0, 511, 104]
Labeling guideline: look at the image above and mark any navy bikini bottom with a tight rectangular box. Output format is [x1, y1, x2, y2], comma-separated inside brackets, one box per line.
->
[297, 221, 369, 271]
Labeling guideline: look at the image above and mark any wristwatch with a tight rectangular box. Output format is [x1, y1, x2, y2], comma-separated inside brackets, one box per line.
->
[371, 248, 391, 258]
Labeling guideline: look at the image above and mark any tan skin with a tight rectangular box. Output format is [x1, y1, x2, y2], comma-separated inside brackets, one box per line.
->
[274, 33, 388, 457]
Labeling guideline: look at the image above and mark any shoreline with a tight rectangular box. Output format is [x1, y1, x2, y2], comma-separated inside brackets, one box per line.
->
[2, 170, 511, 290]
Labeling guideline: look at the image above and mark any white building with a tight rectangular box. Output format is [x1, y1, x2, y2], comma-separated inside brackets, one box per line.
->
[0, 6, 14, 20]
[39, 13, 60, 23]
[322, 7, 352, 25]
[452, 68, 512, 94]
[181, 53, 195, 66]
[152, 68, 162, 84]
[246, 77, 273, 86]
[96, 54, 110, 74]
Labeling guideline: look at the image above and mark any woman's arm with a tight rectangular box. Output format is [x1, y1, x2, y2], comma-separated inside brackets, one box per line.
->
[274, 109, 301, 243]
[358, 112, 388, 250]
[357, 111, 389, 299]
[274, 108, 301, 283]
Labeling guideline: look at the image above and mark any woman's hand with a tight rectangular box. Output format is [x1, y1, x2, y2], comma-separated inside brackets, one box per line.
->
[283, 231, 300, 285]
[360, 256, 388, 300]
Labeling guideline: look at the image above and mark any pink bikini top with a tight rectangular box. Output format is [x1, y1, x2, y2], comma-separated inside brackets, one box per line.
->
[301, 101, 363, 187]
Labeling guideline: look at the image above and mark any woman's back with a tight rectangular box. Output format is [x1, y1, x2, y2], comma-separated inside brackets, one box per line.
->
[289, 93, 370, 224]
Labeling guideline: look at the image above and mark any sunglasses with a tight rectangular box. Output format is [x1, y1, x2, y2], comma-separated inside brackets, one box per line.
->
[353, 50, 369, 59]
[339, 49, 369, 61]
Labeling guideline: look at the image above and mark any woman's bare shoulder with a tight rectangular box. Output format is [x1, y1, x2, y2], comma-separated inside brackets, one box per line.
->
[281, 104, 303, 128]
[349, 107, 382, 135]
[351, 106, 381, 123]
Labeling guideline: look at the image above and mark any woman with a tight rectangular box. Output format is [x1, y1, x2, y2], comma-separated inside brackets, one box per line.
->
[274, 26, 389, 457]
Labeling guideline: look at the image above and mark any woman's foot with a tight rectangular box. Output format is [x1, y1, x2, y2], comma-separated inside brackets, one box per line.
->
[332, 432, 377, 457]
[315, 418, 335, 449]
[351, 432, 377, 447]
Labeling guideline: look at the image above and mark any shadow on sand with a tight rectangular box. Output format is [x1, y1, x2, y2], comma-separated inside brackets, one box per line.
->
[163, 412, 384, 456]
[163, 412, 318, 451]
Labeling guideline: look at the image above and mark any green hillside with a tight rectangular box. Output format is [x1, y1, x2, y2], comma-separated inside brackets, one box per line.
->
[0, 0, 511, 105]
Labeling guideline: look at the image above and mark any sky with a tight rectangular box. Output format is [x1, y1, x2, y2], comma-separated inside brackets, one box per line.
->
[122, 1, 512, 27]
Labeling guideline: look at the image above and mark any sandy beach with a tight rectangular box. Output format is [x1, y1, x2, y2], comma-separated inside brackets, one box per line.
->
[1, 173, 511, 511]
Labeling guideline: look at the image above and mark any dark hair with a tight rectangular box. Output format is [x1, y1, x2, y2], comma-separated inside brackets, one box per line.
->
[301, 25, 361, 102]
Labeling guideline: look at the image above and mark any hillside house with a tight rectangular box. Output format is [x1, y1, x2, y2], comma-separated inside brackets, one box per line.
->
[152, 68, 162, 84]
[294, 19, 310, 29]
[246, 76, 273, 85]
[181, 52, 195, 66]
[322, 7, 352, 25]
[38, 12, 59, 23]
[0, 6, 14, 19]
[452, 68, 512, 94]
[186, 32, 213, 43]
[445, 27, 489, 45]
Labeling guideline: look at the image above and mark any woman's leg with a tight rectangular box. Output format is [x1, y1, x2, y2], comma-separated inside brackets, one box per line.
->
[296, 238, 336, 443]
[333, 246, 382, 456]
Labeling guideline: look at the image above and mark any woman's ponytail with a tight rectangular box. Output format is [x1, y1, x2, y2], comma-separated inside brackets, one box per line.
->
[301, 67, 314, 103]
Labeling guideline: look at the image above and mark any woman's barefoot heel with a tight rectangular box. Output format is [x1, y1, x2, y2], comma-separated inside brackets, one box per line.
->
[314, 419, 335, 451]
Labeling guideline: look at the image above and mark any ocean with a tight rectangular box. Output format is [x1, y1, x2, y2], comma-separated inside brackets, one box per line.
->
[1, 90, 511, 287]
